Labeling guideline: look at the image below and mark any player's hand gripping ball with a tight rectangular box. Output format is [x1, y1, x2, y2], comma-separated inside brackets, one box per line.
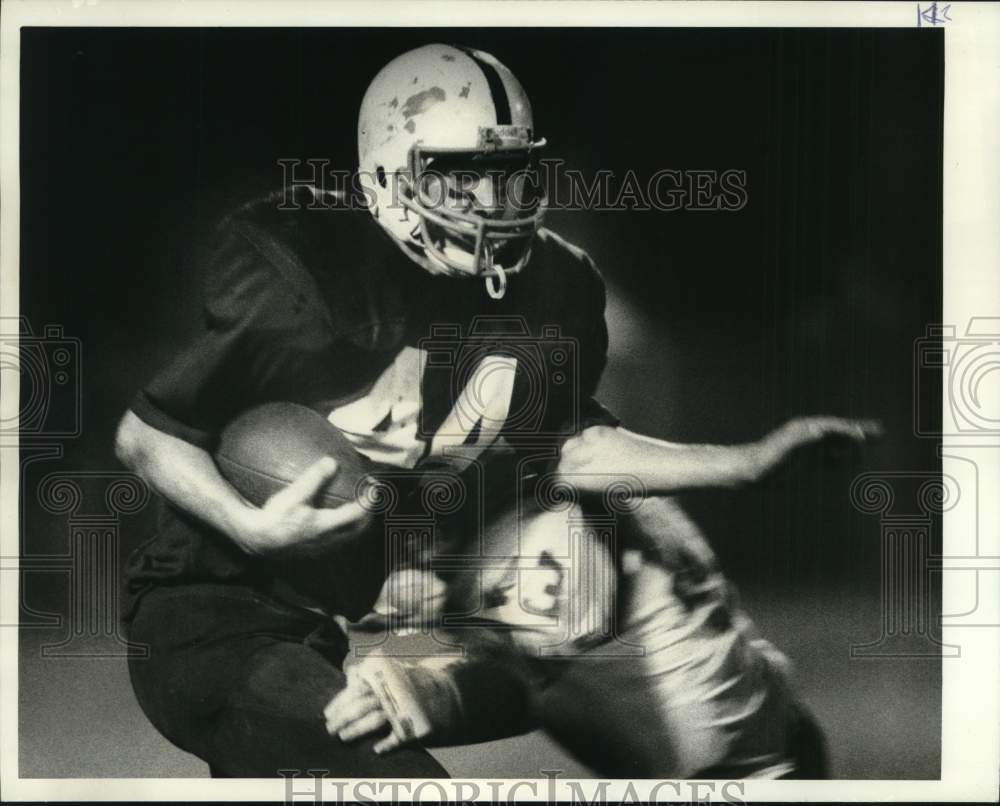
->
[215, 402, 379, 554]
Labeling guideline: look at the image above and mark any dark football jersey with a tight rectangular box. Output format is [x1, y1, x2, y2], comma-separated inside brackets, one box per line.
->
[123, 185, 617, 620]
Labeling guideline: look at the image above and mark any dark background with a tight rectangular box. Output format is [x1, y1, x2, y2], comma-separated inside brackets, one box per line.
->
[18, 27, 943, 778]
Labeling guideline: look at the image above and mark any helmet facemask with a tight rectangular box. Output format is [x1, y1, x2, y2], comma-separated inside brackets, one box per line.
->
[396, 128, 547, 298]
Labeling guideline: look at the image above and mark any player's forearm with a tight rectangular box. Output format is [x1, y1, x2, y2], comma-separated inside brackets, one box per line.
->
[114, 409, 261, 552]
[557, 425, 759, 495]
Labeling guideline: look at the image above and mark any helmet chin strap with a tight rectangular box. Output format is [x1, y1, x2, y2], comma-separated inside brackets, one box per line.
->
[393, 219, 511, 299]
[482, 244, 507, 299]
[485, 264, 507, 300]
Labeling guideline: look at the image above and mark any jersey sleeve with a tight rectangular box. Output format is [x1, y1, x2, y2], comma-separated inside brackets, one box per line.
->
[500, 235, 620, 448]
[539, 244, 618, 437]
[129, 218, 335, 450]
[575, 250, 620, 433]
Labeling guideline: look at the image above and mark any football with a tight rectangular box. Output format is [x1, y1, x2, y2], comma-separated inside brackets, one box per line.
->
[215, 401, 373, 508]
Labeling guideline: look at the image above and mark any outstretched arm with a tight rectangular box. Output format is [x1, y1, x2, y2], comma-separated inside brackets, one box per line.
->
[556, 416, 883, 496]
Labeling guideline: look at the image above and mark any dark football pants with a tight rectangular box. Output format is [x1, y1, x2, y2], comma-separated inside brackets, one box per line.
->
[125, 583, 448, 778]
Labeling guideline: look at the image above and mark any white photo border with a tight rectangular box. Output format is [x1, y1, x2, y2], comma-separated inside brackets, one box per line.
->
[1, 1, 997, 802]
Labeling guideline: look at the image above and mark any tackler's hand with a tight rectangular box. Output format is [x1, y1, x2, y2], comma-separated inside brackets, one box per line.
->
[324, 669, 400, 753]
[325, 659, 434, 755]
[751, 416, 884, 480]
[324, 656, 465, 754]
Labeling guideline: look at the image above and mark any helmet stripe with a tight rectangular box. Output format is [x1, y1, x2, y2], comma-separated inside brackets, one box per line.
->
[455, 46, 511, 125]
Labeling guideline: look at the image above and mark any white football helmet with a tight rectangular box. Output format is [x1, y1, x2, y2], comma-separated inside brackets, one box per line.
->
[358, 44, 547, 299]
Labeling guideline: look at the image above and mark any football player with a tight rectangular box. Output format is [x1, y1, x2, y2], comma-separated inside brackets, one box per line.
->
[117, 43, 878, 778]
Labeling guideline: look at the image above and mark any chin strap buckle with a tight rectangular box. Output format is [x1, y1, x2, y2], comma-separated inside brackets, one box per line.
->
[485, 264, 507, 300]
